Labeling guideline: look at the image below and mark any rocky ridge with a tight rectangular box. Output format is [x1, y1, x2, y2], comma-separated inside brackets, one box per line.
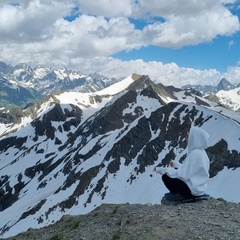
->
[3, 198, 240, 240]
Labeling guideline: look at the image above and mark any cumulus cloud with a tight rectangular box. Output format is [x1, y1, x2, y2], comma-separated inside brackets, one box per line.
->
[0, 1, 71, 42]
[141, 0, 239, 47]
[75, 0, 134, 18]
[73, 57, 223, 87]
[224, 66, 240, 83]
[0, 0, 239, 86]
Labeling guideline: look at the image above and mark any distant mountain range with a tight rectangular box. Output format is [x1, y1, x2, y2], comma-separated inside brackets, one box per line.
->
[0, 61, 119, 109]
[1, 61, 240, 112]
[182, 77, 240, 94]
[0, 74, 240, 238]
[1, 60, 240, 126]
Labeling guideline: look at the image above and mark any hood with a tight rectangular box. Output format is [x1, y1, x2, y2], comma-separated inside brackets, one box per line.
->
[188, 126, 209, 151]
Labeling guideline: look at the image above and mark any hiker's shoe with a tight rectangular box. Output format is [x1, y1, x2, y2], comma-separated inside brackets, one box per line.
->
[164, 192, 184, 201]
[182, 194, 210, 203]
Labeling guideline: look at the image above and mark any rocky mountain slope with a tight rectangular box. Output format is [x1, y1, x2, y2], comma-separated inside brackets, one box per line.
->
[0, 74, 240, 238]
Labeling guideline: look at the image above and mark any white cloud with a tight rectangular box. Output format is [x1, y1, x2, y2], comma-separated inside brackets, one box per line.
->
[141, 0, 239, 47]
[69, 57, 224, 87]
[224, 66, 240, 83]
[75, 0, 134, 18]
[0, 0, 239, 87]
[0, 0, 238, 49]
[228, 40, 234, 49]
[0, 1, 71, 42]
[139, 0, 238, 17]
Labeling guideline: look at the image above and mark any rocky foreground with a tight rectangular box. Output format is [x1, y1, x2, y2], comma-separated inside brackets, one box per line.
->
[3, 198, 240, 240]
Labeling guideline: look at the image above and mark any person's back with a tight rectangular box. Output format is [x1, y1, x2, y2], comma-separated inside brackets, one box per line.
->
[154, 126, 210, 200]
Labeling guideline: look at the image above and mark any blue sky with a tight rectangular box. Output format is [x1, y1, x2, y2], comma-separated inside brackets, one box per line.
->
[0, 0, 240, 86]
[115, 7, 240, 73]
[114, 32, 240, 72]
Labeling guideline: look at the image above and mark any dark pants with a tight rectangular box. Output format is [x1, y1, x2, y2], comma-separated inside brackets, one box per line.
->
[162, 174, 195, 199]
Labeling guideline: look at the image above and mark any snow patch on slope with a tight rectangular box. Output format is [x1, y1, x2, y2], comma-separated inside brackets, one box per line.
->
[216, 87, 240, 111]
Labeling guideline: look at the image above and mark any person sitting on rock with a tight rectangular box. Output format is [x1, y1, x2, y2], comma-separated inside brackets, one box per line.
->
[154, 126, 210, 201]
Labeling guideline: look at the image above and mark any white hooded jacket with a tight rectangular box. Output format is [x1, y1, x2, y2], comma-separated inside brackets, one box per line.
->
[156, 127, 210, 196]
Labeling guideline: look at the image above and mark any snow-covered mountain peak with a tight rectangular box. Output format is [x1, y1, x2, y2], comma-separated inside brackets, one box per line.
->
[217, 78, 234, 91]
[33, 65, 53, 79]
[96, 74, 137, 95]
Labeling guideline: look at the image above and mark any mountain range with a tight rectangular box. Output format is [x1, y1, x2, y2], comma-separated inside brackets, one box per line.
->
[1, 61, 240, 112]
[0, 61, 118, 109]
[0, 73, 240, 238]
[182, 77, 240, 94]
